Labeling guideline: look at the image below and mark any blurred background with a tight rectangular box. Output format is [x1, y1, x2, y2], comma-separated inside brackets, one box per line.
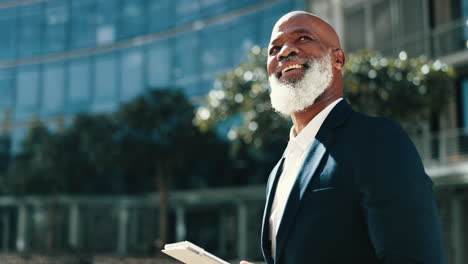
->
[0, 0, 467, 263]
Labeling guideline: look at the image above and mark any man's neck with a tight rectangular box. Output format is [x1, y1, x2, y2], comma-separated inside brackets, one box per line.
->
[291, 89, 342, 136]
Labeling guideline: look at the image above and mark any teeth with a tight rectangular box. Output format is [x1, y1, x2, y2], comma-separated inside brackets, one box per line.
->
[281, 64, 303, 75]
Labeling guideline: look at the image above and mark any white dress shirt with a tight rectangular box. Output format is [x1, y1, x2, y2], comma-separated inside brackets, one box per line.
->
[268, 98, 343, 258]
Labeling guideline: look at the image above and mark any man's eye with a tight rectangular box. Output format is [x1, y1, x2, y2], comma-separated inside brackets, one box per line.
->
[270, 47, 280, 55]
[299, 36, 311, 41]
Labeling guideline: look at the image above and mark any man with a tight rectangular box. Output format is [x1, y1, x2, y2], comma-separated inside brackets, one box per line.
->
[241, 11, 445, 264]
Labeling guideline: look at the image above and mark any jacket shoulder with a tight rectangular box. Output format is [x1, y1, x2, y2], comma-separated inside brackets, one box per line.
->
[346, 110, 408, 141]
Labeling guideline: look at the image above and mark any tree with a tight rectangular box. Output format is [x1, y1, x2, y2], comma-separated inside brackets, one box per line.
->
[3, 123, 68, 250]
[2, 89, 233, 253]
[4, 124, 61, 195]
[3, 114, 127, 195]
[55, 114, 125, 194]
[195, 47, 455, 170]
[116, 88, 232, 247]
[343, 50, 455, 125]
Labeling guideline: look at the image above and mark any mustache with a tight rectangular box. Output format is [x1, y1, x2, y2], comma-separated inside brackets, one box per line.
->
[274, 56, 312, 75]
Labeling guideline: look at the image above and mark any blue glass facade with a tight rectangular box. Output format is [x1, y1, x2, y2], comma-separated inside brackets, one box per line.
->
[0, 0, 304, 150]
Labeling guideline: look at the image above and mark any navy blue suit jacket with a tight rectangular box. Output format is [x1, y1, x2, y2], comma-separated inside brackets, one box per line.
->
[261, 100, 445, 264]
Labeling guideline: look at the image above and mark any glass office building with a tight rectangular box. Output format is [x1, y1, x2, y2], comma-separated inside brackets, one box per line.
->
[0, 0, 304, 151]
[310, 0, 468, 129]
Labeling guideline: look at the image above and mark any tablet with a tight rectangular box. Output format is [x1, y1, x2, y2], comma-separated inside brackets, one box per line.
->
[162, 241, 230, 264]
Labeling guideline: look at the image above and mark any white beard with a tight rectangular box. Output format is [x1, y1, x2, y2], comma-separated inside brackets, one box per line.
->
[268, 53, 333, 116]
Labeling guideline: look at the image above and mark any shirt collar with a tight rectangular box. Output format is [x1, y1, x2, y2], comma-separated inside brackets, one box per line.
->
[286, 98, 343, 155]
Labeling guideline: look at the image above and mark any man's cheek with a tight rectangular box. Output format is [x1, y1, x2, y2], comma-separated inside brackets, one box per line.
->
[267, 62, 276, 75]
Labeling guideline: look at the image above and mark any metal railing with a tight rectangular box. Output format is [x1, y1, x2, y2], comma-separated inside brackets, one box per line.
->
[0, 185, 266, 260]
[410, 127, 468, 187]
[431, 19, 468, 58]
[356, 18, 468, 60]
[412, 128, 468, 166]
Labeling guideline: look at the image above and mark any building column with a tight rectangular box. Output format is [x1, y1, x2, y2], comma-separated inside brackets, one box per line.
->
[2, 211, 10, 251]
[421, 0, 431, 55]
[128, 207, 139, 247]
[364, 0, 374, 50]
[331, 0, 344, 42]
[218, 210, 227, 256]
[237, 203, 247, 260]
[452, 196, 464, 264]
[68, 203, 80, 250]
[421, 123, 431, 162]
[175, 206, 186, 242]
[439, 129, 448, 163]
[117, 205, 129, 255]
[16, 203, 28, 252]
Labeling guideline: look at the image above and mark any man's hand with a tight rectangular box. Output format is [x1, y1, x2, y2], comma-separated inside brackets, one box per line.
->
[240, 261, 255, 264]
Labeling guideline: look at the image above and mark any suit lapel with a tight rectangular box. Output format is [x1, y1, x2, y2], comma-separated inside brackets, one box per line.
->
[274, 100, 353, 263]
[261, 157, 285, 263]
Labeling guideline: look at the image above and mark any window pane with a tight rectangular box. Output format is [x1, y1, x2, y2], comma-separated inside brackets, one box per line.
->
[231, 0, 263, 10]
[198, 0, 228, 19]
[71, 0, 96, 49]
[195, 79, 214, 97]
[93, 53, 118, 112]
[231, 14, 257, 66]
[96, 0, 118, 45]
[201, 22, 231, 74]
[118, 0, 146, 39]
[292, 0, 305, 9]
[0, 8, 17, 60]
[462, 78, 468, 128]
[68, 58, 91, 113]
[0, 70, 14, 109]
[464, 0, 468, 18]
[175, 0, 200, 26]
[44, 0, 68, 53]
[182, 81, 203, 97]
[147, 41, 171, 88]
[399, 0, 427, 56]
[174, 32, 200, 85]
[148, 0, 173, 33]
[19, 4, 42, 57]
[46, 121, 60, 133]
[344, 7, 366, 52]
[121, 49, 144, 101]
[16, 66, 40, 120]
[42, 63, 65, 117]
[260, 2, 292, 48]
[372, 0, 393, 50]
[401, 0, 424, 37]
[11, 126, 27, 153]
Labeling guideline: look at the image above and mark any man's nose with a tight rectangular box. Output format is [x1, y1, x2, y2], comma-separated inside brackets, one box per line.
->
[277, 43, 299, 61]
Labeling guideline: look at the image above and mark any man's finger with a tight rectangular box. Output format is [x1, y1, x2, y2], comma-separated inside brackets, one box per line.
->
[240, 261, 254, 264]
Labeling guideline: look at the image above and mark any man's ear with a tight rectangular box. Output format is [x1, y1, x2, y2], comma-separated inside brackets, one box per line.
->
[332, 48, 346, 70]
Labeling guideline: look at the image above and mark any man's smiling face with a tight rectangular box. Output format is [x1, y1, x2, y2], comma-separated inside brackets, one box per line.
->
[266, 12, 339, 115]
[267, 13, 329, 84]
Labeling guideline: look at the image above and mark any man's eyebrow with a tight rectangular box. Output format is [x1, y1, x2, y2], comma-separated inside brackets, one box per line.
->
[291, 28, 313, 35]
[270, 28, 315, 45]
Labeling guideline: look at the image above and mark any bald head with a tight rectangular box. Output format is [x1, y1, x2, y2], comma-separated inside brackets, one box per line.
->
[271, 11, 341, 51]
[267, 11, 346, 118]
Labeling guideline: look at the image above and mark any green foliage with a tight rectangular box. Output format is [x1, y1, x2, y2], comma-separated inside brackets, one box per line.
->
[115, 89, 234, 190]
[194, 47, 291, 183]
[195, 47, 455, 174]
[3, 115, 125, 195]
[4, 125, 61, 195]
[61, 114, 124, 194]
[2, 89, 233, 195]
[344, 50, 456, 123]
